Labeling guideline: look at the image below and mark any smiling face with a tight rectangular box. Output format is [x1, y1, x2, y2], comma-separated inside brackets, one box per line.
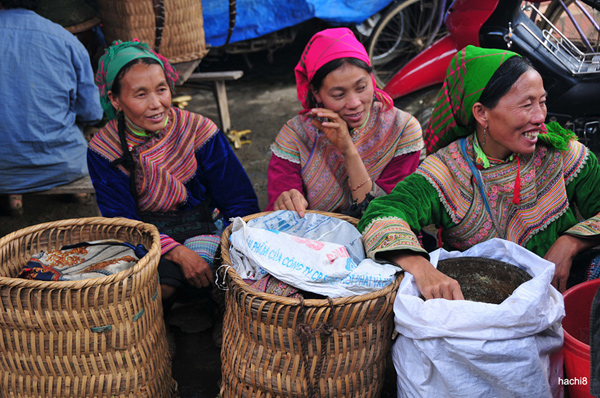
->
[474, 69, 547, 159]
[108, 62, 172, 132]
[312, 62, 374, 129]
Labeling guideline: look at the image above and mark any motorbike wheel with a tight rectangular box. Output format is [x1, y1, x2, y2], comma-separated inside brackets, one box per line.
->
[541, 0, 600, 52]
[366, 0, 446, 88]
[394, 85, 441, 133]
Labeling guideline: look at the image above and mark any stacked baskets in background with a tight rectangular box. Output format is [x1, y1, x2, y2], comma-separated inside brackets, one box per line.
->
[96, 0, 209, 65]
[219, 211, 402, 398]
[0, 217, 176, 397]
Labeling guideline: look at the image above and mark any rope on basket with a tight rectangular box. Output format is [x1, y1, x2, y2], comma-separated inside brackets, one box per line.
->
[296, 296, 334, 398]
[90, 307, 147, 350]
[152, 0, 165, 53]
[224, 0, 236, 46]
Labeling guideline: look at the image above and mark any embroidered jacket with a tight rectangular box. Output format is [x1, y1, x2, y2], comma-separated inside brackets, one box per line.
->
[268, 103, 424, 212]
[359, 134, 600, 260]
[88, 107, 259, 254]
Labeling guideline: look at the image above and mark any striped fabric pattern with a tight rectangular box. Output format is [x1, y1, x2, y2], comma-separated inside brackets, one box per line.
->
[568, 216, 600, 237]
[271, 103, 423, 211]
[417, 135, 585, 250]
[562, 138, 590, 183]
[362, 216, 425, 261]
[89, 107, 219, 212]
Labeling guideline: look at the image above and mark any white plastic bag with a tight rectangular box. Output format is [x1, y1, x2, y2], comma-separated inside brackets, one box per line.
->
[393, 238, 565, 398]
[228, 211, 398, 298]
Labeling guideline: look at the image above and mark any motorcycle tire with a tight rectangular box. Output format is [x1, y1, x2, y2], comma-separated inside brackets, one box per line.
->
[366, 0, 447, 88]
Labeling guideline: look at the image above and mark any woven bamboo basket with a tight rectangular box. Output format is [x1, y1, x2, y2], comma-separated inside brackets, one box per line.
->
[96, 0, 208, 64]
[219, 211, 402, 398]
[0, 217, 176, 398]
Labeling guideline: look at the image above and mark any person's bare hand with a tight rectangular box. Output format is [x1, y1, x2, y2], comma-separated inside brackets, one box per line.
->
[164, 245, 213, 288]
[273, 188, 308, 217]
[545, 235, 584, 292]
[386, 252, 465, 300]
[310, 108, 354, 155]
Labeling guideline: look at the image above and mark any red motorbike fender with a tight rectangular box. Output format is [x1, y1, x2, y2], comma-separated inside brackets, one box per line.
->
[383, 35, 458, 100]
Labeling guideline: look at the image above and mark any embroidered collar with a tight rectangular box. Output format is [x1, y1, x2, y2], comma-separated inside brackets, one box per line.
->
[472, 133, 514, 169]
[125, 115, 169, 137]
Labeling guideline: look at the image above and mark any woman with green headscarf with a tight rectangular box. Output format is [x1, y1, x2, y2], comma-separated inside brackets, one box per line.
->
[88, 40, 259, 308]
[358, 45, 600, 299]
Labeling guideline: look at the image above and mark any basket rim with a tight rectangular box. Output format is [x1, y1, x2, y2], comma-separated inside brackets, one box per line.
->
[220, 210, 402, 307]
[0, 216, 161, 289]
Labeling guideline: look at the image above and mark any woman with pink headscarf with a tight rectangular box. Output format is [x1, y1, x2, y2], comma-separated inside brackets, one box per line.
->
[266, 27, 424, 218]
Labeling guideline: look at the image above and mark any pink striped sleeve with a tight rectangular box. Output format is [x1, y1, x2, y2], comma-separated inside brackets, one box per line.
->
[266, 154, 305, 210]
[161, 234, 181, 255]
[375, 151, 420, 194]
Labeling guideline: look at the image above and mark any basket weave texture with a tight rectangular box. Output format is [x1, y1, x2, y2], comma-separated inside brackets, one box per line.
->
[0, 217, 176, 398]
[97, 0, 208, 64]
[219, 211, 402, 398]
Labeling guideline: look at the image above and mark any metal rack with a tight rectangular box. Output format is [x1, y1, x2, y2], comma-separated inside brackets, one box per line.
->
[511, 3, 600, 75]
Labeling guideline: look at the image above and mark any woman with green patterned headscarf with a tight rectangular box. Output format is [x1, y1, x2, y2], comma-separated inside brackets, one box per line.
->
[358, 45, 600, 298]
[87, 40, 259, 322]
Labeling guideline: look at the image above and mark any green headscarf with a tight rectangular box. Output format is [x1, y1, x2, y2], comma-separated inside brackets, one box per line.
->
[424, 45, 577, 153]
[424, 45, 520, 153]
[95, 40, 179, 120]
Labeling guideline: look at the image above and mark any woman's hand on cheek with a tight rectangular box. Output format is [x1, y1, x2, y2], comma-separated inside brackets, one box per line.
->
[310, 108, 354, 154]
[164, 245, 214, 288]
[273, 189, 309, 217]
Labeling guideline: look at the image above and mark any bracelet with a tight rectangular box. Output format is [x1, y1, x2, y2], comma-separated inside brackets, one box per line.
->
[350, 177, 371, 192]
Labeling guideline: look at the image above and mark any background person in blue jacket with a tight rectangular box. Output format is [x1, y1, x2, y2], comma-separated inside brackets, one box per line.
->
[0, 0, 104, 215]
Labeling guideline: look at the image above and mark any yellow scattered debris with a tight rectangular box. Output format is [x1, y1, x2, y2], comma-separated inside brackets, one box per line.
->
[227, 129, 252, 149]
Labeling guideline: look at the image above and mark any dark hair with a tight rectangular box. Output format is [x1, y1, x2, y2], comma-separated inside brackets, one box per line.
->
[307, 57, 372, 108]
[478, 55, 535, 109]
[110, 57, 163, 97]
[1, 0, 41, 9]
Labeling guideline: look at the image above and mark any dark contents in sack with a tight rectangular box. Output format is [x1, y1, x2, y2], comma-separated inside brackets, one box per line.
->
[429, 256, 532, 304]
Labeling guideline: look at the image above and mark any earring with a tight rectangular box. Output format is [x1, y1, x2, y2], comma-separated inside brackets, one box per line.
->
[482, 126, 488, 147]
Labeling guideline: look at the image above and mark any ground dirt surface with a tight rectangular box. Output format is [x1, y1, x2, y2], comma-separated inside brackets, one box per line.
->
[0, 31, 398, 398]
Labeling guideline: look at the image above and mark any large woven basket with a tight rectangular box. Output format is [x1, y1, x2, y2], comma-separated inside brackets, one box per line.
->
[0, 217, 176, 398]
[97, 0, 208, 64]
[219, 211, 402, 398]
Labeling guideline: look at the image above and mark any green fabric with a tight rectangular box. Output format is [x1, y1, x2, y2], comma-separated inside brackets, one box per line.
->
[105, 46, 162, 94]
[527, 148, 599, 256]
[472, 133, 491, 168]
[96, 41, 165, 120]
[358, 143, 600, 258]
[424, 45, 519, 153]
[539, 121, 578, 150]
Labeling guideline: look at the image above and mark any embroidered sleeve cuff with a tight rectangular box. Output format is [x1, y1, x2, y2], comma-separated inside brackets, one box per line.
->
[362, 217, 427, 261]
[566, 215, 600, 237]
[160, 235, 182, 256]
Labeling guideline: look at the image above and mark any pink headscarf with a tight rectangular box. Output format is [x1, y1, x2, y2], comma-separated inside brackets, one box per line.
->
[294, 27, 393, 113]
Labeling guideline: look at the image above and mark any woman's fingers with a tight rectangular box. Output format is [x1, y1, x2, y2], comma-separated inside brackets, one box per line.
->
[274, 189, 308, 217]
[413, 265, 465, 301]
[421, 278, 465, 300]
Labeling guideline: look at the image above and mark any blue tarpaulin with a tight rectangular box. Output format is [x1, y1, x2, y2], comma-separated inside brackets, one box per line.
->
[202, 0, 393, 46]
